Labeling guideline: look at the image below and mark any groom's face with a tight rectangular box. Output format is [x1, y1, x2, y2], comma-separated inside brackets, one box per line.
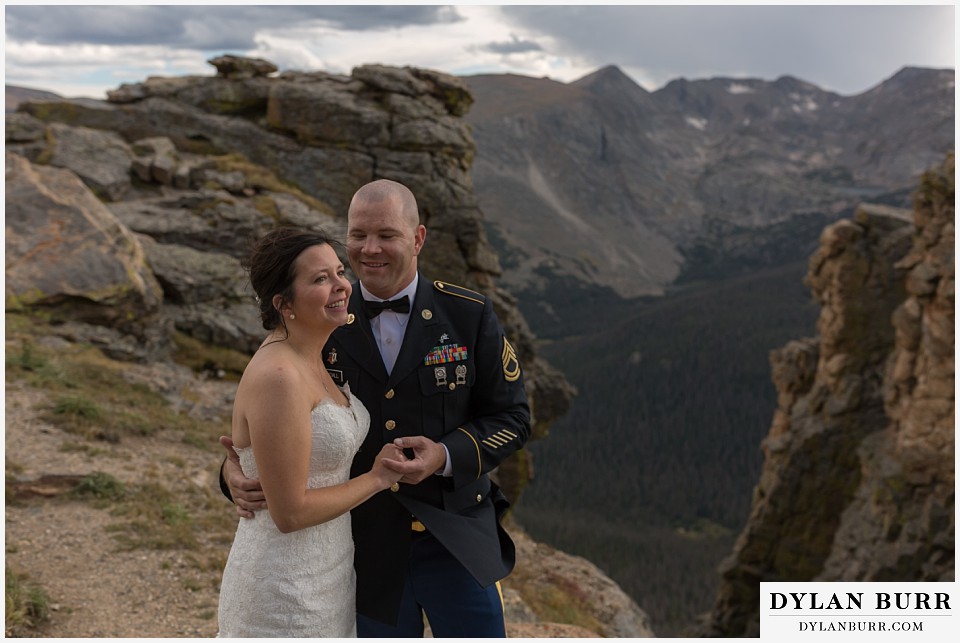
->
[346, 196, 426, 300]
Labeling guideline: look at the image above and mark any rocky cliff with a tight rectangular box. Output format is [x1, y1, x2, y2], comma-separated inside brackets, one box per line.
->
[6, 56, 651, 635]
[695, 155, 954, 637]
[6, 55, 575, 486]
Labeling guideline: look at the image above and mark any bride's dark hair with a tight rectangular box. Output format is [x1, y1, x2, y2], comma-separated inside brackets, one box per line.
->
[246, 226, 343, 332]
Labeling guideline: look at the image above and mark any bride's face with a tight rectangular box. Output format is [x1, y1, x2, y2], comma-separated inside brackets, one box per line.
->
[283, 244, 352, 330]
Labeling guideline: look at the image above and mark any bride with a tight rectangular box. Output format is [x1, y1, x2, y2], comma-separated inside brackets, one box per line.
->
[217, 227, 405, 637]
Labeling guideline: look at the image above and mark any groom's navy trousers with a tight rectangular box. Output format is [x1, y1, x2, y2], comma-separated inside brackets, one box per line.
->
[356, 530, 505, 637]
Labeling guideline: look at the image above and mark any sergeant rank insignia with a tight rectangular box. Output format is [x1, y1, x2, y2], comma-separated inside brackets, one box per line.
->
[502, 338, 521, 382]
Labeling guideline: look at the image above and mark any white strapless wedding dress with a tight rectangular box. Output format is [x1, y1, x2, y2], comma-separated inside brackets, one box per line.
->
[218, 388, 369, 638]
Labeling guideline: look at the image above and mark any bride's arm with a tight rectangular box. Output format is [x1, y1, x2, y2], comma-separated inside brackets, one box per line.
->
[244, 364, 402, 534]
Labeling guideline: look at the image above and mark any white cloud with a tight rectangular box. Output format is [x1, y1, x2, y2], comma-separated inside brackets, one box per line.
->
[3, 4, 954, 99]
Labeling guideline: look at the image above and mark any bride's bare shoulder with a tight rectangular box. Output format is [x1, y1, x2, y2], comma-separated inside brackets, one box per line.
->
[238, 341, 305, 395]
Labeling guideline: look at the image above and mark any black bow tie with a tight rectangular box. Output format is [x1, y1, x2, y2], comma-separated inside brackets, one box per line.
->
[363, 296, 411, 318]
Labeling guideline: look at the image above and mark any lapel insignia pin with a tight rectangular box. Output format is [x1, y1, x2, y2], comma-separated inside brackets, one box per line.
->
[347, 313, 356, 325]
[327, 349, 338, 365]
[421, 309, 433, 320]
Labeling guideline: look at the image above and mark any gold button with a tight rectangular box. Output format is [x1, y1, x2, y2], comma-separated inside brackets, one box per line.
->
[448, 383, 456, 390]
[385, 389, 395, 399]
[385, 420, 396, 431]
[421, 309, 433, 320]
[390, 483, 400, 493]
[476, 494, 483, 503]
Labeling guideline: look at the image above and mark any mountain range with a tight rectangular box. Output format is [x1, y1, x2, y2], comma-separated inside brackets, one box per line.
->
[464, 65, 954, 303]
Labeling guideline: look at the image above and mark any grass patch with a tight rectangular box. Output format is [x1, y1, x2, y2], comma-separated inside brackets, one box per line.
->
[106, 480, 235, 552]
[510, 577, 605, 635]
[58, 442, 112, 458]
[172, 331, 249, 381]
[6, 313, 226, 448]
[5, 341, 50, 373]
[5, 459, 24, 508]
[211, 152, 335, 217]
[70, 471, 127, 502]
[5, 340, 63, 388]
[5, 566, 51, 635]
[51, 395, 103, 422]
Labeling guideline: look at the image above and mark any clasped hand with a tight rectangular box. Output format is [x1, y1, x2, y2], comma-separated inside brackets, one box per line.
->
[371, 442, 406, 488]
[219, 435, 445, 519]
[381, 436, 447, 484]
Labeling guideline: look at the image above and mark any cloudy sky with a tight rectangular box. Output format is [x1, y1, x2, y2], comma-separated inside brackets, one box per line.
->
[3, 3, 955, 100]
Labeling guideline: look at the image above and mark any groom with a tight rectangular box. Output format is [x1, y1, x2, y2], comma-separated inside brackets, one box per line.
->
[221, 179, 531, 636]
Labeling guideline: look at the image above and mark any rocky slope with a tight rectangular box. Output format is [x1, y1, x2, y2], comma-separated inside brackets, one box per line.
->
[6, 54, 576, 490]
[465, 65, 955, 299]
[694, 155, 954, 637]
[5, 55, 655, 637]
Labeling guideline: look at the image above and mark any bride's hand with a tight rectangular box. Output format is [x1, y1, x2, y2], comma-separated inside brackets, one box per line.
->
[371, 443, 406, 488]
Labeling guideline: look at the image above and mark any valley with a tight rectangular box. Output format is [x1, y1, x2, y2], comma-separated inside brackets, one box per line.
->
[510, 238, 825, 635]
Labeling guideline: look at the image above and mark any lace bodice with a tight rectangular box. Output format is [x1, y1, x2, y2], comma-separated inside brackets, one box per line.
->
[233, 391, 368, 491]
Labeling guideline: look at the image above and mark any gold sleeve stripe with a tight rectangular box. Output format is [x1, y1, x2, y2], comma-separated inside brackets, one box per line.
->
[458, 427, 482, 480]
[494, 431, 513, 441]
[482, 439, 500, 449]
[488, 435, 508, 445]
[501, 430, 518, 438]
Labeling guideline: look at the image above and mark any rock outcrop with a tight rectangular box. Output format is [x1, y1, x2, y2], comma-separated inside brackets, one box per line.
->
[696, 155, 954, 637]
[504, 526, 656, 638]
[5, 151, 165, 356]
[9, 57, 574, 450]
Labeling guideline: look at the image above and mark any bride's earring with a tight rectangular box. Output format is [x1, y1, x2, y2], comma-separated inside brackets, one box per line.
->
[289, 313, 296, 320]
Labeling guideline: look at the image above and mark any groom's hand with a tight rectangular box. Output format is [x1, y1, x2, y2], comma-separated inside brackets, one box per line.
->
[382, 436, 446, 485]
[219, 435, 267, 518]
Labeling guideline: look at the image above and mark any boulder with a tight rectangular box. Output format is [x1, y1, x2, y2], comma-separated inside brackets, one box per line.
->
[208, 54, 278, 79]
[4, 151, 163, 339]
[45, 123, 134, 201]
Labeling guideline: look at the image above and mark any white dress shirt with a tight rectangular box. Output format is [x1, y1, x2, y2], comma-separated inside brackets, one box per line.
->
[359, 274, 452, 477]
[360, 275, 418, 375]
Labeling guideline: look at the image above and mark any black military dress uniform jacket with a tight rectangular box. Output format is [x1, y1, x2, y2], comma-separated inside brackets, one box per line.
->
[324, 275, 531, 626]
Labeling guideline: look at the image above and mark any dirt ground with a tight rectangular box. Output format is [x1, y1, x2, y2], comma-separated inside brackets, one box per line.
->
[5, 380, 232, 637]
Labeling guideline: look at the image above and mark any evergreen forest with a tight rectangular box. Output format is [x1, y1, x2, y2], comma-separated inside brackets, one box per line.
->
[512, 245, 823, 635]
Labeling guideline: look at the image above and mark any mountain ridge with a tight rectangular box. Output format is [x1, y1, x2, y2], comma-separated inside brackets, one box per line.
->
[463, 64, 954, 300]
